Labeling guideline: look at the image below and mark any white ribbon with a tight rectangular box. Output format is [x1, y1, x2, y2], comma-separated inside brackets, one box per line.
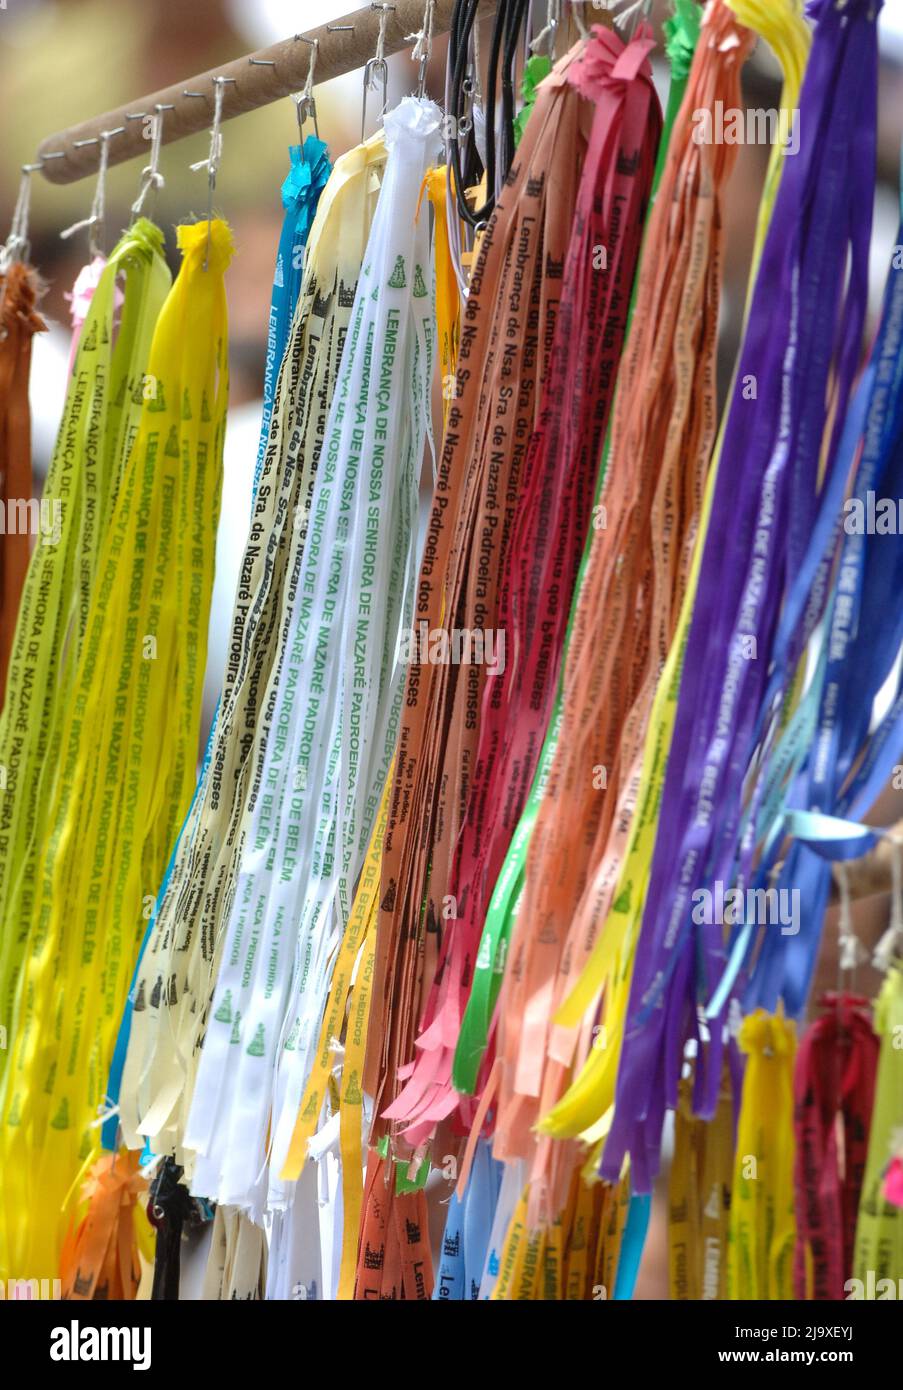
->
[183, 97, 441, 1224]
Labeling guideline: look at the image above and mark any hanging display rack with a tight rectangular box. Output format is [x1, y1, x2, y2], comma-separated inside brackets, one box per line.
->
[36, 0, 495, 185]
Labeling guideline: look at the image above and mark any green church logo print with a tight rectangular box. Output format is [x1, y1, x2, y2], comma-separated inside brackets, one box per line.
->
[344, 1071, 363, 1106]
[230, 1011, 242, 1045]
[131, 377, 146, 405]
[114, 378, 127, 408]
[613, 881, 632, 914]
[100, 319, 110, 346]
[302, 1090, 319, 1121]
[164, 425, 180, 459]
[246, 1023, 266, 1057]
[284, 1019, 299, 1051]
[81, 321, 97, 352]
[50, 1098, 70, 1130]
[201, 390, 212, 423]
[388, 255, 406, 289]
[146, 382, 166, 412]
[413, 264, 428, 298]
[181, 388, 192, 421]
[215, 989, 233, 1025]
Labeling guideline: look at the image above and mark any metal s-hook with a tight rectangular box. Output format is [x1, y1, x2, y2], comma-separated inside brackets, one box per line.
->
[1, 161, 43, 271]
[362, 3, 394, 143]
[130, 103, 170, 224]
[0, 160, 43, 337]
[286, 24, 357, 144]
[292, 35, 320, 142]
[406, 0, 435, 99]
[188, 75, 235, 270]
[60, 127, 125, 258]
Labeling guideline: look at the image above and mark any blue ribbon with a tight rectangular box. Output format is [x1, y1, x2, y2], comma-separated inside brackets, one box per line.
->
[612, 1193, 652, 1300]
[433, 1138, 503, 1300]
[253, 137, 331, 497]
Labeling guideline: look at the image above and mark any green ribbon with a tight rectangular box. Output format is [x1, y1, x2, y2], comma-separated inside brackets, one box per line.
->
[514, 55, 553, 147]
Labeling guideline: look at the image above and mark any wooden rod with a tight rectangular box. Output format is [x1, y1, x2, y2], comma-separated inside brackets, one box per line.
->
[36, 0, 469, 185]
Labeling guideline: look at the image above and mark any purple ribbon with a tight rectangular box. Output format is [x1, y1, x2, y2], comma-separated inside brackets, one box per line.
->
[602, 0, 882, 1189]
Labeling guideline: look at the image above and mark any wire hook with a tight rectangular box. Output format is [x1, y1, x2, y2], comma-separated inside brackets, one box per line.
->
[1, 161, 42, 271]
[130, 104, 168, 223]
[362, 4, 394, 143]
[189, 76, 235, 270]
[60, 127, 124, 258]
[0, 160, 43, 338]
[292, 36, 320, 142]
[406, 0, 435, 99]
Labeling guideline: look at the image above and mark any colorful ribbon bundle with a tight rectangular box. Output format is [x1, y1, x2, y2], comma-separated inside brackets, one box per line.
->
[500, 0, 754, 1168]
[188, 92, 440, 1216]
[102, 137, 334, 1162]
[0, 218, 231, 1282]
[116, 134, 384, 1174]
[0, 0, 901, 1308]
[0, 221, 171, 1051]
[605, 0, 880, 1189]
[383, 21, 663, 1149]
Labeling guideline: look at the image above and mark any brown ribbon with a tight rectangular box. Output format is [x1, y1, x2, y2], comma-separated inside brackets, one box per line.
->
[0, 262, 45, 705]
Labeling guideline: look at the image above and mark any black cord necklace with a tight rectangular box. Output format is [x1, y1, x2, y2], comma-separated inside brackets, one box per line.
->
[447, 0, 531, 231]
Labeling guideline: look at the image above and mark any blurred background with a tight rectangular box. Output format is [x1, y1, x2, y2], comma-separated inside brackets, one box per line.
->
[2, 0, 903, 1299]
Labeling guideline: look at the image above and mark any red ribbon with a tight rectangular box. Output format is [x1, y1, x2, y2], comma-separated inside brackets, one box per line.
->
[793, 993, 879, 1299]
